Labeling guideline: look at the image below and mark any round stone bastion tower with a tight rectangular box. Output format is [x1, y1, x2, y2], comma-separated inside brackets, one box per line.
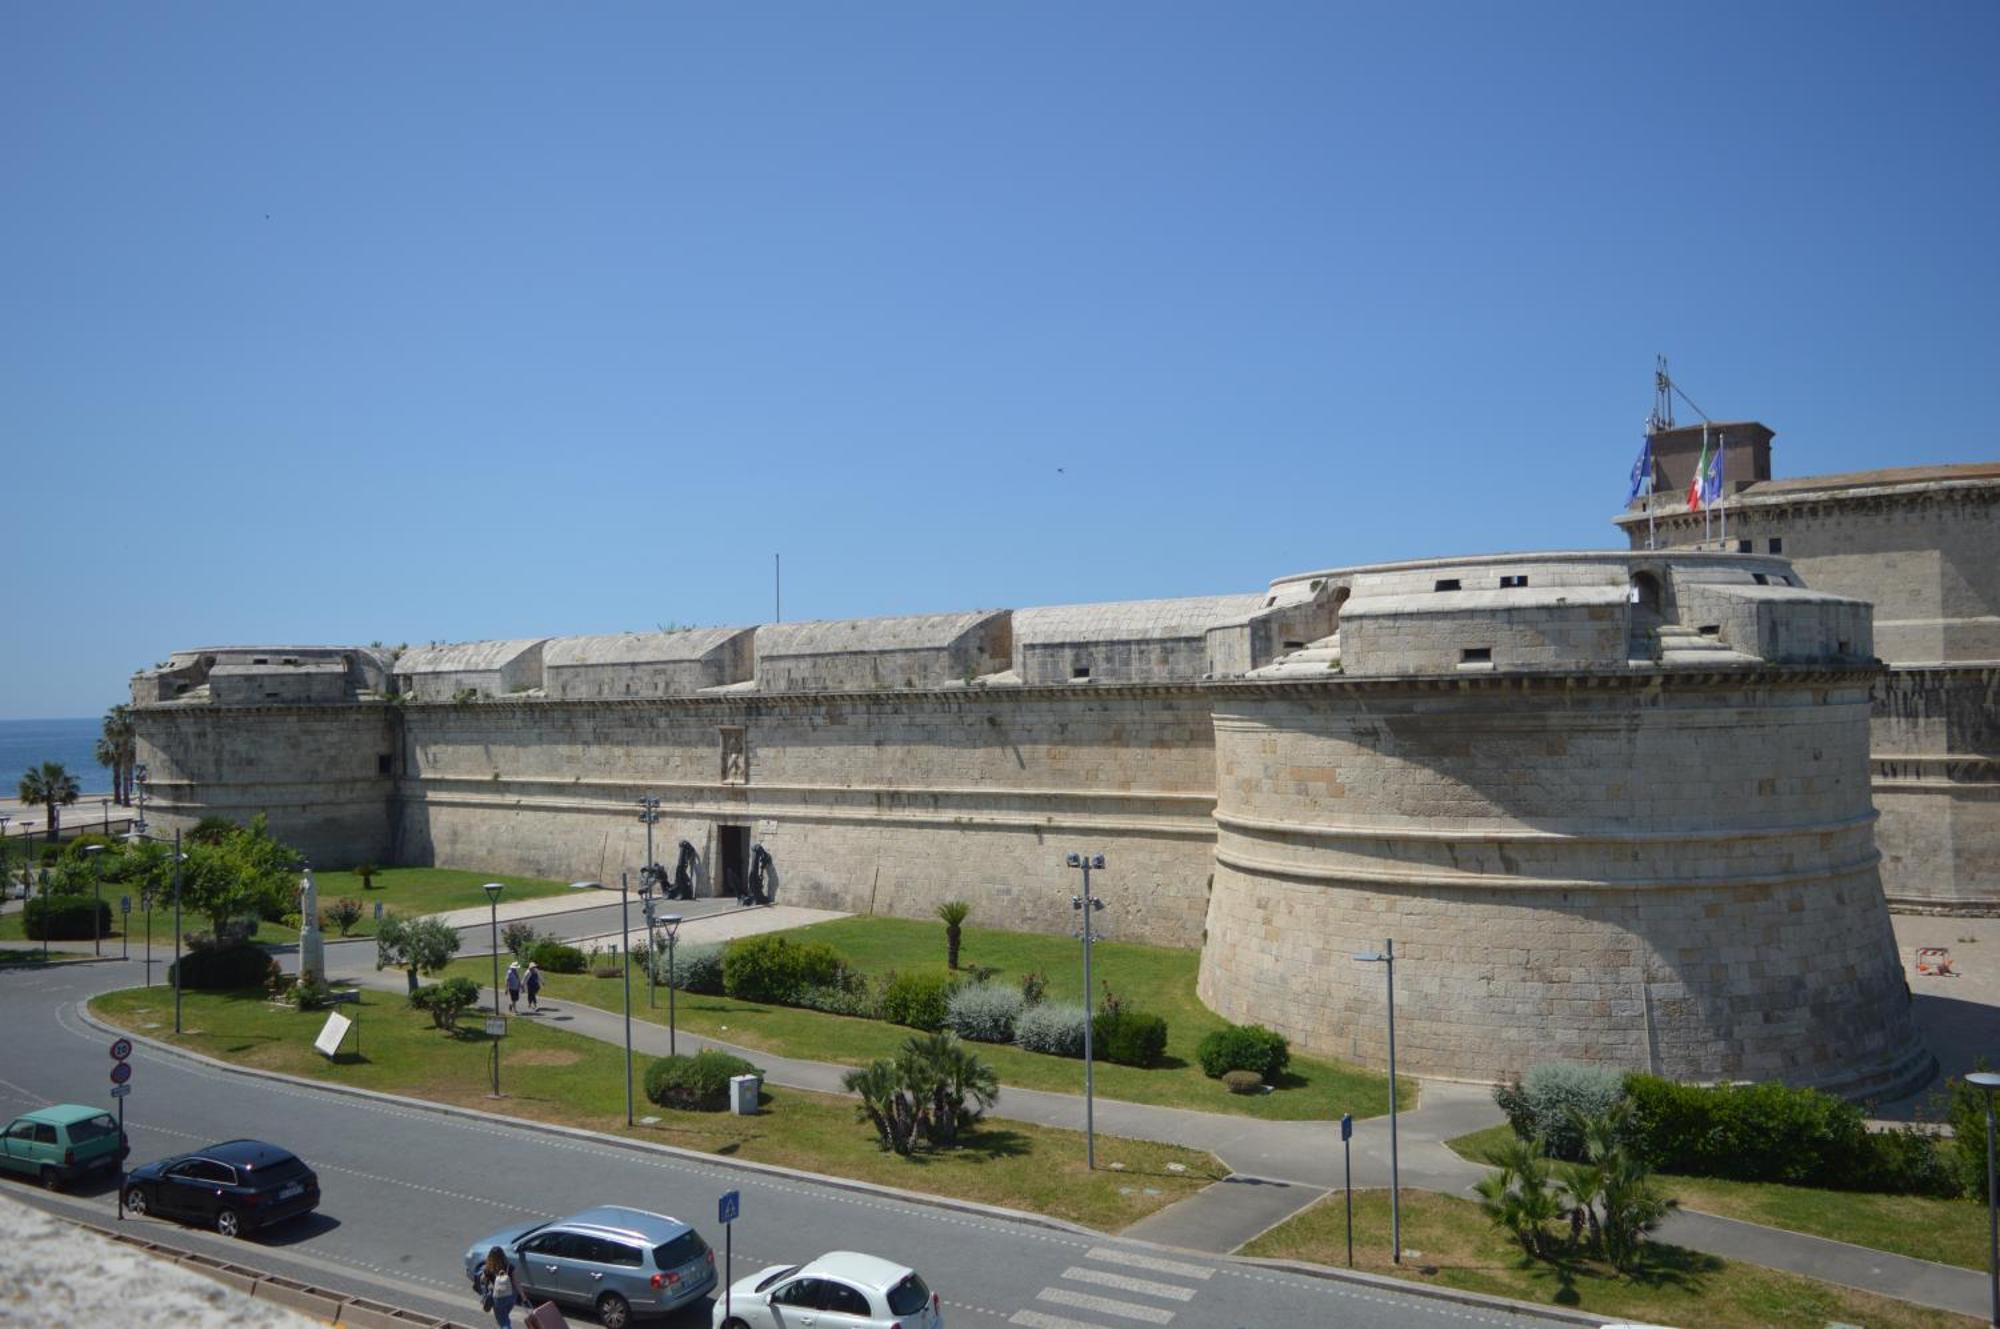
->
[1196, 550, 1931, 1097]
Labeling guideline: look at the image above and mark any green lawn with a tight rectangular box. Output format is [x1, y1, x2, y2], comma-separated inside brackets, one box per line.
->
[1447, 1121, 1988, 1271]
[446, 915, 1410, 1121]
[88, 985, 1223, 1232]
[2, 867, 573, 945]
[1242, 1188, 1975, 1328]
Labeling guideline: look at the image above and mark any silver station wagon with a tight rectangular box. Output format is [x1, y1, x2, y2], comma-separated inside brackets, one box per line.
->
[464, 1204, 716, 1328]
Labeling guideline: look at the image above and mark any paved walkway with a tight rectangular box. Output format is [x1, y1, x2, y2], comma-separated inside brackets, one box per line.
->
[292, 933, 1994, 1320]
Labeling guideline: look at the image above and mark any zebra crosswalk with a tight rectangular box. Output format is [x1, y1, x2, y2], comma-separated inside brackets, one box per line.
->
[1007, 1246, 1213, 1328]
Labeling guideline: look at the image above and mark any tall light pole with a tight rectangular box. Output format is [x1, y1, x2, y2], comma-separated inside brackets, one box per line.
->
[1970, 1072, 2000, 1327]
[84, 843, 105, 957]
[1353, 938, 1401, 1264]
[483, 882, 504, 1097]
[620, 871, 634, 1126]
[101, 797, 110, 834]
[661, 913, 682, 1057]
[171, 828, 183, 1034]
[1065, 852, 1106, 1170]
[637, 796, 661, 884]
[0, 816, 10, 904]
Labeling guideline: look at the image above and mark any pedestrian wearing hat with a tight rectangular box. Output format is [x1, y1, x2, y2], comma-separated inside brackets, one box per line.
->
[505, 961, 522, 1014]
[525, 961, 542, 1012]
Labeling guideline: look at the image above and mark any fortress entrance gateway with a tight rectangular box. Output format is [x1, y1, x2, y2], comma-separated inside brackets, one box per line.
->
[717, 825, 749, 902]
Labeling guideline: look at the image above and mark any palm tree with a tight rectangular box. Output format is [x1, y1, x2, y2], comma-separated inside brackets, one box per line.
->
[18, 762, 82, 844]
[937, 900, 971, 970]
[100, 705, 136, 804]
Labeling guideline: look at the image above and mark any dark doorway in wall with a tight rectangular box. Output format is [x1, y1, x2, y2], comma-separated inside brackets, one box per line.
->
[718, 825, 750, 903]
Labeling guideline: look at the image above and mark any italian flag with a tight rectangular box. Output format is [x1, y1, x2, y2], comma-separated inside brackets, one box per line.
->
[1686, 436, 1709, 511]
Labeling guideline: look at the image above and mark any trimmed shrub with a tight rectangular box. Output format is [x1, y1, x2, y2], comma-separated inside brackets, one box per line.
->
[1852, 1125, 1960, 1198]
[1094, 1009, 1168, 1067]
[172, 943, 278, 991]
[1623, 1074, 1887, 1188]
[662, 942, 724, 995]
[796, 981, 882, 1020]
[409, 976, 482, 1030]
[721, 934, 847, 1004]
[526, 940, 587, 974]
[1493, 1062, 1628, 1161]
[1223, 1069, 1265, 1095]
[501, 921, 544, 959]
[881, 971, 956, 1032]
[1016, 1002, 1088, 1058]
[22, 895, 113, 941]
[947, 982, 1025, 1044]
[1196, 1024, 1291, 1083]
[644, 1050, 762, 1112]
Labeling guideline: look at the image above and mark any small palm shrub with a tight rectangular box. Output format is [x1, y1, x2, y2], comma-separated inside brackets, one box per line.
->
[880, 971, 956, 1031]
[936, 900, 971, 969]
[1093, 1009, 1168, 1067]
[844, 1033, 999, 1154]
[1196, 1024, 1291, 1082]
[645, 1050, 762, 1112]
[946, 982, 1025, 1044]
[1016, 1002, 1088, 1058]
[1493, 1062, 1627, 1161]
[408, 976, 481, 1030]
[1019, 968, 1048, 1006]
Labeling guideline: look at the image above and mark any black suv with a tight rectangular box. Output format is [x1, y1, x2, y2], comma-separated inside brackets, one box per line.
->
[123, 1138, 319, 1237]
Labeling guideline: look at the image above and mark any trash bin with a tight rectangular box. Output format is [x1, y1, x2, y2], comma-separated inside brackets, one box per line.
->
[730, 1073, 762, 1116]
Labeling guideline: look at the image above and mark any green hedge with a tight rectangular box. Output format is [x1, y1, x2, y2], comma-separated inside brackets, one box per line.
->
[1623, 1074, 1957, 1196]
[880, 971, 956, 1032]
[721, 934, 846, 1004]
[22, 896, 113, 941]
[1093, 1009, 1168, 1067]
[526, 940, 587, 974]
[644, 1050, 763, 1112]
[171, 944, 279, 991]
[1196, 1024, 1291, 1082]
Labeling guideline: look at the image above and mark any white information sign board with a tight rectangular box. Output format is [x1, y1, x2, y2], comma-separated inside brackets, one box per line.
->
[314, 1010, 353, 1059]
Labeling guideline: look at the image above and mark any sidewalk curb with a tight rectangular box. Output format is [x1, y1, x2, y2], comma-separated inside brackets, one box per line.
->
[76, 1002, 1100, 1242]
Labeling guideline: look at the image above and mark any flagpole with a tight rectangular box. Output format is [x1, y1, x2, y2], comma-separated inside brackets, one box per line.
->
[1718, 430, 1728, 547]
[1703, 422, 1712, 544]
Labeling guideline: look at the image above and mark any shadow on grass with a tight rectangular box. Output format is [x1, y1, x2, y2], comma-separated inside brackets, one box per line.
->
[896, 1128, 1032, 1167]
[1519, 1241, 1717, 1307]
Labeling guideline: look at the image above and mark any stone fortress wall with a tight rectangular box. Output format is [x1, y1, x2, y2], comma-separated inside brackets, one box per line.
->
[129, 544, 1929, 1095]
[1618, 434, 2000, 912]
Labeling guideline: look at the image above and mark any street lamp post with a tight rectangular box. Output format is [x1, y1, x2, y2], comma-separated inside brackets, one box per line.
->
[1065, 851, 1106, 1170]
[621, 871, 634, 1127]
[171, 829, 183, 1034]
[0, 816, 10, 907]
[661, 913, 682, 1057]
[637, 796, 661, 884]
[101, 798, 110, 834]
[483, 882, 504, 1097]
[1353, 938, 1401, 1264]
[84, 843, 105, 957]
[1970, 1072, 2000, 1327]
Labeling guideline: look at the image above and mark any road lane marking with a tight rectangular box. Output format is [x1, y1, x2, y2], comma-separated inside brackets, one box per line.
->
[1082, 1247, 1213, 1280]
[1035, 1287, 1176, 1323]
[1059, 1267, 1196, 1301]
[1009, 1313, 1119, 1329]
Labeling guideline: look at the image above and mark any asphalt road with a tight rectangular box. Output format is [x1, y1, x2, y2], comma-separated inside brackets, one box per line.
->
[0, 957, 1583, 1329]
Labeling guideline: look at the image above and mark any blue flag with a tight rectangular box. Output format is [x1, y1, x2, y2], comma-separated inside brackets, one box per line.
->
[1702, 439, 1725, 507]
[1627, 436, 1653, 502]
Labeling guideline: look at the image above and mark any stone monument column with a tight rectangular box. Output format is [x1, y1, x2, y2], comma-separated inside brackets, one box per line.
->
[298, 863, 325, 986]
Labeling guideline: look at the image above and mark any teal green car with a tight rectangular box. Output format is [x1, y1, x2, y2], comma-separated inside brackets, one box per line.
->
[0, 1104, 127, 1190]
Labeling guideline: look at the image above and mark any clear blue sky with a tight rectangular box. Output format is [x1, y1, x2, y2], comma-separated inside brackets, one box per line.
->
[4, 3, 1995, 719]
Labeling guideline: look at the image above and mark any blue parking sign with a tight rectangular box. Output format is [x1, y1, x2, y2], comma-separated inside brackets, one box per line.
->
[1340, 1113, 1353, 1142]
[719, 1189, 740, 1225]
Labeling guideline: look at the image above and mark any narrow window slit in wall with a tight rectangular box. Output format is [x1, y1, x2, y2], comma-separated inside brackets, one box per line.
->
[1072, 665, 1091, 680]
[1461, 647, 1492, 663]
[1434, 578, 1462, 592]
[1698, 625, 1721, 637]
[1499, 575, 1528, 588]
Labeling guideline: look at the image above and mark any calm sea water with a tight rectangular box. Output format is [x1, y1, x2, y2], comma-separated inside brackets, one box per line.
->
[0, 717, 113, 795]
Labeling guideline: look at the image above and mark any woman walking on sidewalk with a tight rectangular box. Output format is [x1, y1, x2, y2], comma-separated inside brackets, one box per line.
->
[505, 961, 522, 1014]
[524, 961, 541, 1012]
[476, 1245, 518, 1327]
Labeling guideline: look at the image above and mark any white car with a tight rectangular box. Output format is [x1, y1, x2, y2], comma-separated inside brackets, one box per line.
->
[713, 1251, 943, 1329]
